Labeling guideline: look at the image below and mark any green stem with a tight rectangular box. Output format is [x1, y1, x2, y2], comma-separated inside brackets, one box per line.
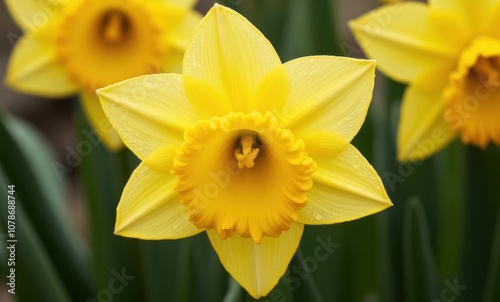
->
[223, 277, 244, 302]
[291, 248, 324, 302]
[459, 146, 500, 300]
[481, 208, 500, 302]
[76, 105, 143, 301]
[436, 141, 465, 279]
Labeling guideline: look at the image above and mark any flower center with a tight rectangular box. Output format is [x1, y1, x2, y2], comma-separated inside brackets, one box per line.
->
[55, 0, 166, 93]
[100, 10, 130, 44]
[471, 56, 500, 87]
[443, 37, 500, 148]
[171, 111, 317, 244]
[234, 134, 260, 168]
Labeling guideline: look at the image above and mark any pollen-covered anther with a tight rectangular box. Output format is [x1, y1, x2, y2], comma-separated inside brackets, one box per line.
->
[234, 135, 260, 168]
[102, 11, 129, 43]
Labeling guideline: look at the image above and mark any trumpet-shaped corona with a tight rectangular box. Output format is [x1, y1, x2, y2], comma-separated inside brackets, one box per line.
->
[171, 111, 316, 244]
[55, 0, 166, 94]
[443, 38, 500, 147]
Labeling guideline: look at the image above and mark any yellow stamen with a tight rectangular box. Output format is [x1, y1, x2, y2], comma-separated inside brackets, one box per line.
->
[235, 135, 260, 169]
[103, 11, 128, 43]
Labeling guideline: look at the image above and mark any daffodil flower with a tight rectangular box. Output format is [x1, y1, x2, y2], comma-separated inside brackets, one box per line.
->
[4, 0, 201, 150]
[98, 4, 392, 298]
[350, 1, 500, 161]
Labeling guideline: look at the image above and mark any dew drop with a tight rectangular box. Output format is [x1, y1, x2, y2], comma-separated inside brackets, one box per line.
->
[314, 212, 323, 221]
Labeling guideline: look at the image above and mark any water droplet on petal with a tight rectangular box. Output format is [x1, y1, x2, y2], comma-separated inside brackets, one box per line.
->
[314, 212, 323, 221]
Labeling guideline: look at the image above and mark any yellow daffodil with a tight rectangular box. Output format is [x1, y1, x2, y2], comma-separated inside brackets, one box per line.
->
[97, 4, 392, 298]
[350, 0, 500, 161]
[4, 0, 201, 150]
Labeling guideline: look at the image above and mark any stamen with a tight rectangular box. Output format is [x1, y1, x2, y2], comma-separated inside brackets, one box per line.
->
[102, 11, 129, 43]
[234, 134, 260, 168]
[472, 57, 500, 87]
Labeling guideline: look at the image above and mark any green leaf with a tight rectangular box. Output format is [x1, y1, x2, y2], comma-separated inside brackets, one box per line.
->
[223, 277, 244, 302]
[280, 0, 341, 60]
[75, 106, 144, 301]
[190, 233, 229, 301]
[138, 240, 185, 302]
[372, 76, 407, 302]
[482, 208, 500, 302]
[289, 247, 323, 302]
[0, 110, 92, 299]
[435, 141, 465, 279]
[460, 146, 500, 301]
[403, 197, 438, 302]
[0, 164, 71, 301]
[221, 0, 290, 55]
[287, 220, 384, 302]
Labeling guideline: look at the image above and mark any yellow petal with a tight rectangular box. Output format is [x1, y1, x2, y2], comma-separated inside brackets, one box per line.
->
[482, 2, 500, 40]
[183, 4, 282, 112]
[115, 162, 203, 239]
[97, 74, 198, 161]
[411, 55, 457, 93]
[143, 144, 178, 174]
[397, 85, 456, 162]
[4, 0, 64, 31]
[429, 0, 496, 29]
[5, 21, 77, 97]
[282, 56, 375, 142]
[349, 2, 460, 84]
[207, 223, 303, 299]
[427, 8, 470, 47]
[81, 93, 123, 151]
[183, 75, 232, 118]
[252, 65, 290, 113]
[167, 10, 203, 50]
[301, 131, 350, 159]
[297, 144, 392, 225]
[163, 0, 198, 8]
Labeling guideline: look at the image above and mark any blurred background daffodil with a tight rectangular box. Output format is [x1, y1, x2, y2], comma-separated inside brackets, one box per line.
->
[4, 0, 201, 150]
[350, 0, 500, 161]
